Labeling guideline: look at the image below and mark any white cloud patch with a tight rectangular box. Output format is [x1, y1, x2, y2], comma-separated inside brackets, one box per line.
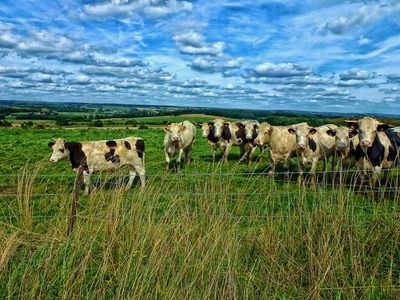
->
[339, 68, 373, 81]
[188, 56, 243, 73]
[84, 0, 192, 19]
[322, 2, 400, 35]
[249, 62, 312, 78]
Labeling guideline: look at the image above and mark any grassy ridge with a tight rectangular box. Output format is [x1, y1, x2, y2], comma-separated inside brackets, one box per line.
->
[1, 127, 400, 298]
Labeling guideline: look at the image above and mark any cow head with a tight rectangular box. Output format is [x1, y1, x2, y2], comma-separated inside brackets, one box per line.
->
[48, 138, 69, 163]
[326, 127, 358, 151]
[244, 121, 259, 140]
[255, 122, 272, 146]
[164, 122, 186, 142]
[212, 118, 225, 138]
[288, 124, 316, 150]
[200, 122, 210, 138]
[345, 117, 392, 148]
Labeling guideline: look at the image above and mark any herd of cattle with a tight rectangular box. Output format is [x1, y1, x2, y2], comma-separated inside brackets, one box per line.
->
[48, 116, 400, 194]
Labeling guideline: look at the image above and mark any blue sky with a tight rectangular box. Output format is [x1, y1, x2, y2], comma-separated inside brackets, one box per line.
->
[0, 0, 400, 114]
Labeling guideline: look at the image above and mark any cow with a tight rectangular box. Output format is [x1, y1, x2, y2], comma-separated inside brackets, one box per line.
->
[345, 117, 398, 186]
[212, 118, 249, 163]
[326, 126, 360, 169]
[200, 121, 221, 162]
[287, 123, 338, 186]
[48, 137, 145, 195]
[255, 122, 307, 178]
[164, 120, 196, 172]
[243, 120, 265, 164]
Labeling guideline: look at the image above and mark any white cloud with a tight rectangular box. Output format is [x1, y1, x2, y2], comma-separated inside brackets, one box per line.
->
[322, 2, 400, 35]
[339, 68, 373, 81]
[84, 0, 192, 19]
[96, 84, 117, 91]
[252, 62, 312, 78]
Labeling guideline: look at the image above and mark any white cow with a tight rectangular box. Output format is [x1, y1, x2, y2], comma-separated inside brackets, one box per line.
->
[164, 120, 196, 172]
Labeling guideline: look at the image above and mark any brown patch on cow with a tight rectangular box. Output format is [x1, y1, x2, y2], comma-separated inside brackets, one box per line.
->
[48, 142, 55, 147]
[308, 138, 317, 152]
[65, 142, 88, 171]
[235, 126, 246, 143]
[106, 140, 117, 148]
[135, 139, 145, 159]
[124, 141, 132, 150]
[326, 129, 336, 137]
[105, 148, 121, 164]
[222, 123, 232, 141]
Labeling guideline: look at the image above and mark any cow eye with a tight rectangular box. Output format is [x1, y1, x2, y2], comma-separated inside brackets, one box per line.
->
[59, 149, 65, 153]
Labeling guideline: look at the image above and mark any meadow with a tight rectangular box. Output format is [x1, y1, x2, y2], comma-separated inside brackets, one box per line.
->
[0, 123, 400, 299]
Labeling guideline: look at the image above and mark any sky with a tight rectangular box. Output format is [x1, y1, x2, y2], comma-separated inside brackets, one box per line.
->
[0, 0, 400, 114]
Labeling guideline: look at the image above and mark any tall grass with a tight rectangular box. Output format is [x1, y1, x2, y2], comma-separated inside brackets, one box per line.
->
[1, 166, 400, 299]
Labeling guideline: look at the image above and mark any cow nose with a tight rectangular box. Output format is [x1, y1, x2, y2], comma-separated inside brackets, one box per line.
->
[362, 140, 371, 147]
[255, 139, 260, 145]
[172, 136, 179, 141]
[50, 158, 56, 163]
[336, 143, 346, 150]
[246, 135, 252, 140]
[298, 144, 305, 149]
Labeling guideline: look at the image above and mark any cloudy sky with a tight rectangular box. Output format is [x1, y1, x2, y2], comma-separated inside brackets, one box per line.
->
[0, 0, 400, 114]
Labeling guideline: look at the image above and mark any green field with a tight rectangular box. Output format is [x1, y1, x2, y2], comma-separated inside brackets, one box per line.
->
[1, 123, 400, 299]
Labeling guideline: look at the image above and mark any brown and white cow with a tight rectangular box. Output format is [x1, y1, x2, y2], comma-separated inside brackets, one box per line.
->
[200, 121, 221, 162]
[212, 118, 249, 163]
[288, 123, 337, 185]
[243, 120, 265, 164]
[164, 120, 196, 172]
[255, 122, 307, 177]
[345, 117, 398, 185]
[48, 137, 145, 194]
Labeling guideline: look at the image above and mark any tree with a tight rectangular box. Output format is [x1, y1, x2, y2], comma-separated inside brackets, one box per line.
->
[91, 120, 104, 127]
[125, 119, 137, 126]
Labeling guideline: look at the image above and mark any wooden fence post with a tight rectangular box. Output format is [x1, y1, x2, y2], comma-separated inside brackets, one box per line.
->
[67, 167, 83, 236]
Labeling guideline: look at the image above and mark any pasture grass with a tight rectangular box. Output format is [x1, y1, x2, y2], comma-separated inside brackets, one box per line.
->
[0, 127, 400, 299]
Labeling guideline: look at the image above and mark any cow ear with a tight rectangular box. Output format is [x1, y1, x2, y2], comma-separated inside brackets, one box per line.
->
[345, 120, 358, 129]
[164, 127, 170, 133]
[309, 128, 317, 135]
[254, 124, 259, 129]
[349, 129, 358, 137]
[377, 123, 392, 131]
[288, 128, 296, 134]
[223, 122, 229, 127]
[208, 122, 214, 126]
[48, 141, 55, 148]
[179, 125, 186, 132]
[326, 129, 336, 137]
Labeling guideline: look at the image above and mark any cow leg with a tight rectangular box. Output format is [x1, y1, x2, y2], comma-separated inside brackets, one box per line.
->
[185, 145, 192, 166]
[177, 148, 184, 173]
[267, 151, 277, 178]
[223, 144, 232, 163]
[211, 143, 217, 162]
[83, 173, 91, 195]
[247, 144, 257, 166]
[257, 145, 266, 163]
[238, 144, 246, 163]
[370, 166, 382, 188]
[297, 161, 305, 186]
[135, 166, 146, 191]
[310, 158, 318, 188]
[164, 150, 171, 172]
[283, 159, 290, 180]
[126, 170, 137, 190]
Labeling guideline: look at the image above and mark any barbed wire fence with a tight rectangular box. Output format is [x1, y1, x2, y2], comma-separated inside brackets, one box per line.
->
[1, 164, 400, 235]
